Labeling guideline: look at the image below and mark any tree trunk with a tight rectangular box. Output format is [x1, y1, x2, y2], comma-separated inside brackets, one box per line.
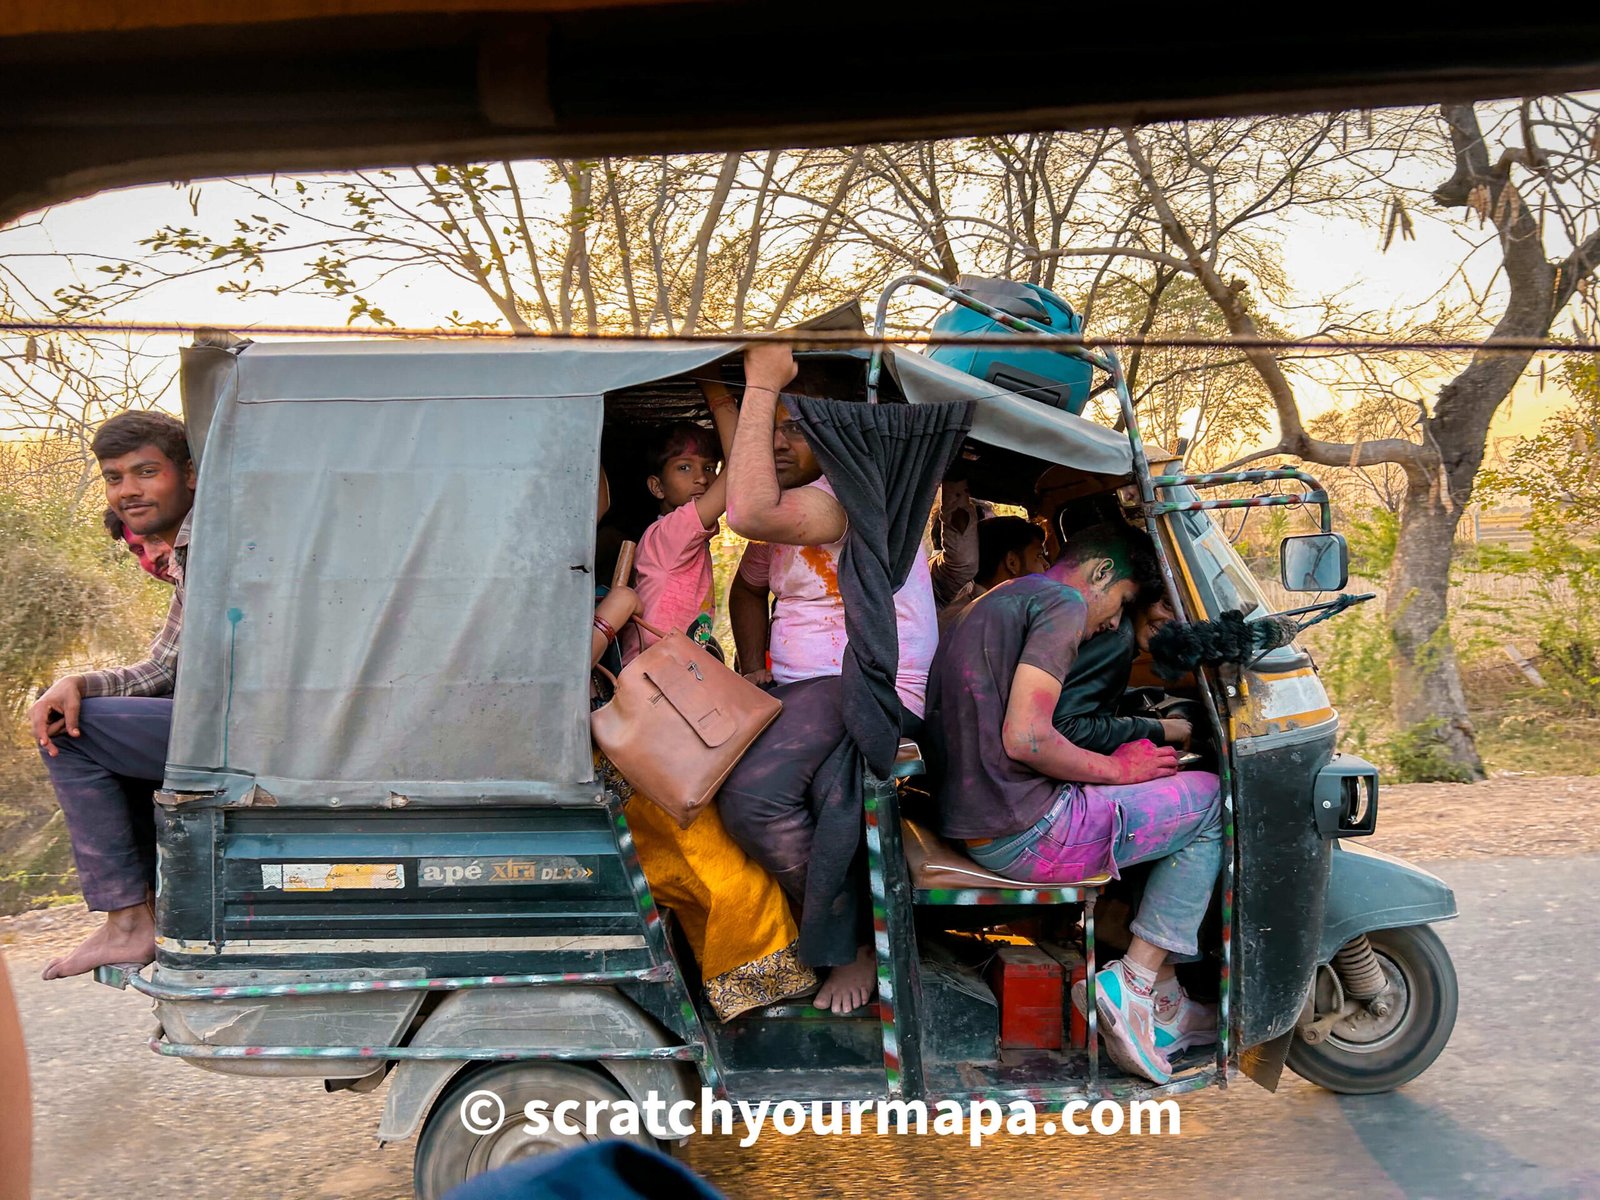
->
[1385, 474, 1483, 780]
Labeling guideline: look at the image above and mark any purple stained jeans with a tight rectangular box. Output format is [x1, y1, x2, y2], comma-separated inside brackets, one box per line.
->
[967, 771, 1222, 958]
[37, 697, 171, 912]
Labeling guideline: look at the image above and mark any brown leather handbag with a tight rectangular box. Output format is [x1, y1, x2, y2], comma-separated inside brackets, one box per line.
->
[591, 616, 782, 828]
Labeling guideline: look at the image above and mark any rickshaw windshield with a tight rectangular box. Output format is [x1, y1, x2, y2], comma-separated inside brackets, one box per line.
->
[1179, 504, 1267, 618]
[1165, 487, 1299, 667]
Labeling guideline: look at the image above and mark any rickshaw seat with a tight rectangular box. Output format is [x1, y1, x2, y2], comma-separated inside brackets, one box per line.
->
[900, 816, 1110, 900]
[893, 737, 925, 779]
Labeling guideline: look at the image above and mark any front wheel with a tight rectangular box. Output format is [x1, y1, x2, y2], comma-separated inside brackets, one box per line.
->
[1287, 924, 1458, 1095]
[413, 1062, 662, 1200]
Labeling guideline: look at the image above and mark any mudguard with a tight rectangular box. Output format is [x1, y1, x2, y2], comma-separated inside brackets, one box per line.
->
[377, 986, 697, 1143]
[1318, 841, 1458, 963]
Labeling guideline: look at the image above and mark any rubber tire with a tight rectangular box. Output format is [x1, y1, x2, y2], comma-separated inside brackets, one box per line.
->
[1287, 924, 1458, 1095]
[413, 1062, 660, 1200]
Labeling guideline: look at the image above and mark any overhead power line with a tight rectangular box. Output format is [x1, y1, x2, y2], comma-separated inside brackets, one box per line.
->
[1, 320, 1598, 356]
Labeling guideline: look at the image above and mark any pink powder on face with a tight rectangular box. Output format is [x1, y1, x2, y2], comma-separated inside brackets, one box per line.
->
[123, 530, 174, 583]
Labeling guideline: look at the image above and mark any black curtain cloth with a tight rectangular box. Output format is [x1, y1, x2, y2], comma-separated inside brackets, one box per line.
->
[790, 394, 974, 965]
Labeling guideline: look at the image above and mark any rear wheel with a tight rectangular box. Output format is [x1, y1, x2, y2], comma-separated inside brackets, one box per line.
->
[413, 1062, 660, 1200]
[1287, 924, 1457, 1094]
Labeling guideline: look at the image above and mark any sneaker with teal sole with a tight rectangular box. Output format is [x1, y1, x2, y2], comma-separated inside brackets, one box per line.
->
[1079, 961, 1171, 1085]
[1073, 976, 1218, 1059]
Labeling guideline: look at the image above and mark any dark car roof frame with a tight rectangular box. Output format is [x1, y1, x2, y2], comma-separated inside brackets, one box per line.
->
[4, 5, 1600, 224]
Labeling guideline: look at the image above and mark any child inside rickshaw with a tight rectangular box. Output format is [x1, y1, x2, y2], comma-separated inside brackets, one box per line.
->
[589, 400, 819, 1022]
[616, 378, 738, 664]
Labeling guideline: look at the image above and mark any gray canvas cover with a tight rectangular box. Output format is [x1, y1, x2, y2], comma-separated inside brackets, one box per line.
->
[167, 339, 733, 806]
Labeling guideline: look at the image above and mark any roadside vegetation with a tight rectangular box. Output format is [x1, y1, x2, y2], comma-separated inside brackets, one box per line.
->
[0, 440, 168, 911]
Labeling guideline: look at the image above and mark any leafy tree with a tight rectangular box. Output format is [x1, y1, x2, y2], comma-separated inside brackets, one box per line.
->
[792, 129, 1323, 468]
[1129, 99, 1600, 777]
[2, 268, 175, 509]
[54, 155, 874, 334]
[43, 134, 1302, 475]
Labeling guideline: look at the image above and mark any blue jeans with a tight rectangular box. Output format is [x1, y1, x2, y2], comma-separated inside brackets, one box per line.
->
[968, 771, 1222, 957]
[37, 697, 171, 911]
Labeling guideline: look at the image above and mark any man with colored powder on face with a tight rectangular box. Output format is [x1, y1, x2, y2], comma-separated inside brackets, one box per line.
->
[28, 411, 196, 980]
[104, 507, 175, 583]
[719, 342, 939, 1015]
[926, 521, 1222, 1085]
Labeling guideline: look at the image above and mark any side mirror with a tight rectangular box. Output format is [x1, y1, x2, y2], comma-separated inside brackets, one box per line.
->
[1280, 532, 1349, 592]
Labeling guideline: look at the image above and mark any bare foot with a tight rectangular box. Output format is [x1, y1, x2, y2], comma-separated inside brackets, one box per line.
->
[42, 904, 155, 981]
[813, 944, 876, 1015]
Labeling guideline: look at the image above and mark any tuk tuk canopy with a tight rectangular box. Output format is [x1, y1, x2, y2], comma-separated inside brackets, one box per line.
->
[166, 337, 1132, 806]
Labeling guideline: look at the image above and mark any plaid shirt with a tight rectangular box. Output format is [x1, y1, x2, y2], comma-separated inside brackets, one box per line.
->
[80, 510, 192, 699]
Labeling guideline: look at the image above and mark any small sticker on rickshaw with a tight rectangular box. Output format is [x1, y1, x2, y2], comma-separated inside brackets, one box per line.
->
[417, 856, 595, 886]
[259, 863, 406, 891]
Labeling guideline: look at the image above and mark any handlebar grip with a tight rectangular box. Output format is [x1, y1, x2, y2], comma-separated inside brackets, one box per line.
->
[611, 541, 637, 590]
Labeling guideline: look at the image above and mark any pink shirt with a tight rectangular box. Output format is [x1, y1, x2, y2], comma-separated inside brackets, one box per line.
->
[622, 502, 717, 665]
[738, 478, 938, 717]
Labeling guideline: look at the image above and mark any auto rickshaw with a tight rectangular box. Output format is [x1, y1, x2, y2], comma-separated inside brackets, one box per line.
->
[95, 276, 1459, 1197]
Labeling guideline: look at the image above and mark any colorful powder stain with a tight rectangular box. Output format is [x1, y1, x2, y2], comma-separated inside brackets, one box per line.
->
[798, 544, 841, 600]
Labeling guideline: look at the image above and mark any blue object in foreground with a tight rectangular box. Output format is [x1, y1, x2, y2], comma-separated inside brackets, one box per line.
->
[442, 1141, 724, 1200]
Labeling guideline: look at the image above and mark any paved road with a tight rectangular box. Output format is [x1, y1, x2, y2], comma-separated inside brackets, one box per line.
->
[11, 855, 1598, 1200]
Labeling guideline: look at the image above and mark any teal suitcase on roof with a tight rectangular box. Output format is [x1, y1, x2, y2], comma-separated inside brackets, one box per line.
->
[927, 275, 1094, 414]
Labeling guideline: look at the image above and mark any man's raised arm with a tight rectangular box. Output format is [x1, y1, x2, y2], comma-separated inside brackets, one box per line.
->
[692, 376, 741, 529]
[724, 344, 846, 547]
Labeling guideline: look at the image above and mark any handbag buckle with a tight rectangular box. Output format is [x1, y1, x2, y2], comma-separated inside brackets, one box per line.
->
[687, 662, 703, 681]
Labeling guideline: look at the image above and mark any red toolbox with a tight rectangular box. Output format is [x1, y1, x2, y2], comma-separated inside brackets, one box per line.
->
[987, 945, 1064, 1050]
